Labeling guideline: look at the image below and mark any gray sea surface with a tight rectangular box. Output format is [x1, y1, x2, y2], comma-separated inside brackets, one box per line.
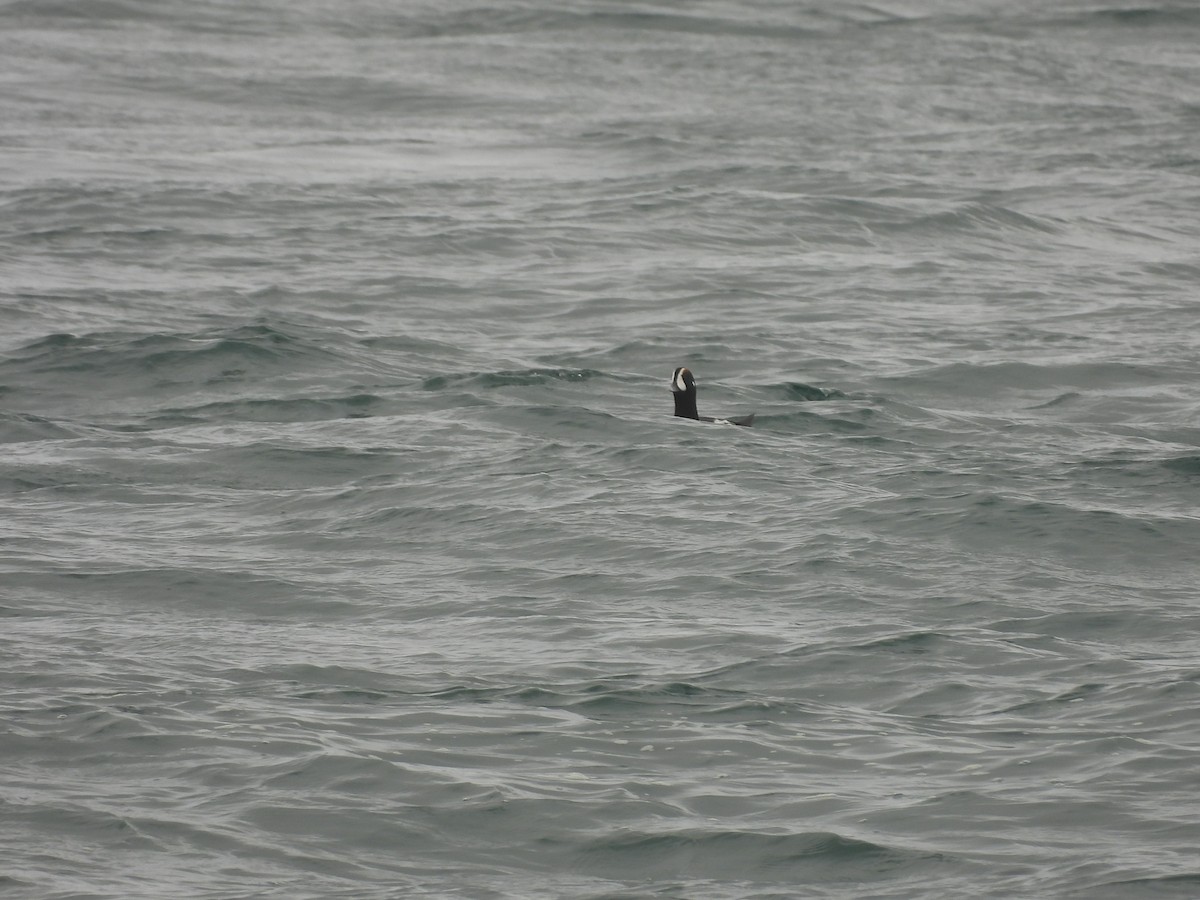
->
[3, 1, 1200, 897]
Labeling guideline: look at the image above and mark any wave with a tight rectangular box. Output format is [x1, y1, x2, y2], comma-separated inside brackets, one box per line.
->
[146, 393, 385, 427]
[0, 0, 904, 40]
[872, 490, 1200, 558]
[868, 201, 1065, 246]
[1054, 5, 1200, 28]
[0, 411, 81, 444]
[351, 4, 909, 41]
[763, 381, 841, 402]
[1080, 872, 1200, 899]
[8, 566, 350, 616]
[848, 3, 1200, 34]
[1161, 455, 1200, 475]
[0, 0, 163, 23]
[0, 321, 406, 424]
[4, 323, 337, 378]
[415, 676, 754, 717]
[1077, 453, 1200, 481]
[885, 360, 1170, 399]
[421, 368, 610, 391]
[567, 827, 954, 883]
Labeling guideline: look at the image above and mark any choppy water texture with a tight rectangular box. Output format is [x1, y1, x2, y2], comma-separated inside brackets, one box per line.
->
[3, 1, 1200, 897]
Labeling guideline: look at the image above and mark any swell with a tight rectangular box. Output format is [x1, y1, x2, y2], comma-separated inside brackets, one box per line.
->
[0, 322, 413, 421]
[564, 827, 955, 883]
[868, 489, 1200, 560]
[0, 411, 81, 445]
[1, 321, 645, 423]
[0, 0, 901, 38]
[145, 394, 386, 427]
[1047, 6, 1200, 29]
[2, 324, 341, 380]
[420, 368, 611, 390]
[2, 567, 354, 616]
[884, 360, 1175, 398]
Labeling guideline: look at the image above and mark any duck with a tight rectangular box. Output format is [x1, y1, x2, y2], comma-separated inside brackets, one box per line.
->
[670, 366, 754, 426]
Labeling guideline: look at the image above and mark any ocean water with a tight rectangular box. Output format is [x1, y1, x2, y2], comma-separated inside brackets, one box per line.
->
[3, 1, 1200, 897]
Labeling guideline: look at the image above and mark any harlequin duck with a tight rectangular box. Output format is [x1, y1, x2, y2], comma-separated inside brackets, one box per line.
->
[671, 366, 754, 427]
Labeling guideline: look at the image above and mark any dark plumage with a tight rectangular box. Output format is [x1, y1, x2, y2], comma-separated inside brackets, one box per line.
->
[670, 366, 754, 427]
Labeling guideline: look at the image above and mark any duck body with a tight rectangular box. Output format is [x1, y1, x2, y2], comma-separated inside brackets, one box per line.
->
[670, 366, 755, 427]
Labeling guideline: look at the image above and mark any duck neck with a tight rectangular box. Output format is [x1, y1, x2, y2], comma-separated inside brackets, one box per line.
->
[673, 390, 699, 419]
